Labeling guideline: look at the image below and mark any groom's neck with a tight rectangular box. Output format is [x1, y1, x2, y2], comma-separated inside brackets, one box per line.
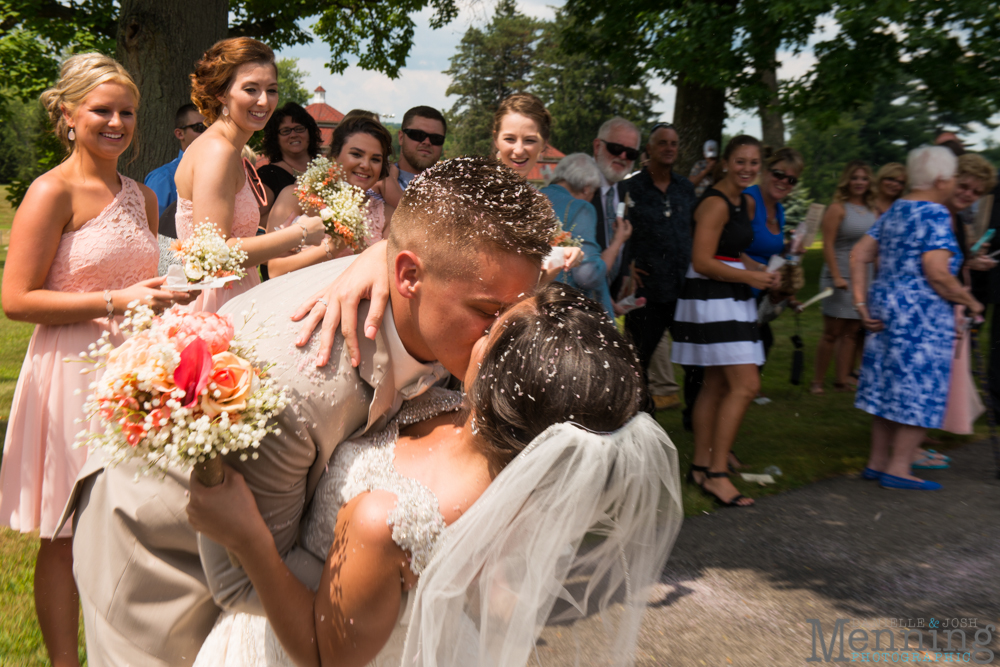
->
[388, 287, 436, 364]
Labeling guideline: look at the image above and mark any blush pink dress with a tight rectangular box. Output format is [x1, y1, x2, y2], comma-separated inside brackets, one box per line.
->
[0, 176, 158, 539]
[176, 177, 262, 313]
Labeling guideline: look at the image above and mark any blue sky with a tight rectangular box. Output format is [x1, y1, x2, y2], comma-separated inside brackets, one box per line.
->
[276, 2, 998, 149]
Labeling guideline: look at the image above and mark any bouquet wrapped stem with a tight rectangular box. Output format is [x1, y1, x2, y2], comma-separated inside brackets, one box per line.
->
[194, 456, 225, 487]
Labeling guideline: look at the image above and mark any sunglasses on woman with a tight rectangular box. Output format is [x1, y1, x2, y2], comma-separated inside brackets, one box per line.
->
[278, 125, 308, 136]
[770, 169, 799, 186]
[600, 139, 640, 161]
[401, 128, 446, 146]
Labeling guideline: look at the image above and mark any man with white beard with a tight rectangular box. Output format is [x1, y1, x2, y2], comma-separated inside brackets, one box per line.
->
[592, 118, 682, 410]
[591, 117, 639, 300]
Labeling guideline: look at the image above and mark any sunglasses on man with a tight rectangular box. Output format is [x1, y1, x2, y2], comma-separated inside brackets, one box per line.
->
[600, 139, 640, 162]
[178, 122, 207, 133]
[401, 127, 446, 146]
[770, 169, 799, 187]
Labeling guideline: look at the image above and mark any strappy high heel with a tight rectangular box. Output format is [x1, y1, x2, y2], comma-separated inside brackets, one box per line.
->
[686, 463, 709, 485]
[701, 471, 754, 508]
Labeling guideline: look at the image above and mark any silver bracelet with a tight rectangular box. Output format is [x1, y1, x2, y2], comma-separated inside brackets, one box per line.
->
[854, 301, 866, 310]
[103, 290, 115, 322]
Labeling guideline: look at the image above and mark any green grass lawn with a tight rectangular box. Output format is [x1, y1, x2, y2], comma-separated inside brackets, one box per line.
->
[0, 191, 986, 663]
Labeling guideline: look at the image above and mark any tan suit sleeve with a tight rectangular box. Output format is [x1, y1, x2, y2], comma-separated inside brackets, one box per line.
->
[200, 257, 390, 613]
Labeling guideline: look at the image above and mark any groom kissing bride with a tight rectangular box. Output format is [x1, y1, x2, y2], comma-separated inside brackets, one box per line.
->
[66, 157, 682, 666]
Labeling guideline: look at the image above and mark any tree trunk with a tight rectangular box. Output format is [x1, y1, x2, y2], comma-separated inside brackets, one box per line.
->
[116, 0, 228, 181]
[758, 66, 785, 148]
[673, 73, 727, 177]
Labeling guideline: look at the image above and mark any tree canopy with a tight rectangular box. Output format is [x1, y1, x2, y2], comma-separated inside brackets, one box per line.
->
[443, 0, 659, 159]
[0, 0, 459, 198]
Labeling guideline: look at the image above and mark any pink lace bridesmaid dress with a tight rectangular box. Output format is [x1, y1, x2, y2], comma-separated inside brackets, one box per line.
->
[176, 177, 262, 313]
[0, 176, 158, 539]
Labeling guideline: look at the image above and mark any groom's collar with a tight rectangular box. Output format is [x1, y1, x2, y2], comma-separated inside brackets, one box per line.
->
[356, 301, 447, 433]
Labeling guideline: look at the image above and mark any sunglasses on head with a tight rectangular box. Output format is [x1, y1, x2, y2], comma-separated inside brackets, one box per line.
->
[770, 169, 799, 186]
[600, 139, 640, 161]
[278, 125, 308, 136]
[401, 127, 445, 146]
[178, 122, 206, 133]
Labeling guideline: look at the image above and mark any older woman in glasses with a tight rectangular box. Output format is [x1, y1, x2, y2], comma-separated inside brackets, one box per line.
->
[811, 160, 878, 394]
[257, 102, 322, 224]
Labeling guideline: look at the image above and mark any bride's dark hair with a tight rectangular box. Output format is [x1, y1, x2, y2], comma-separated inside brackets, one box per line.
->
[469, 283, 647, 467]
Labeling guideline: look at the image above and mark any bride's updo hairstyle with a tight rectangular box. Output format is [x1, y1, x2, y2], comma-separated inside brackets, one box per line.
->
[469, 283, 646, 467]
[190, 37, 275, 124]
[40, 53, 140, 153]
[388, 155, 557, 274]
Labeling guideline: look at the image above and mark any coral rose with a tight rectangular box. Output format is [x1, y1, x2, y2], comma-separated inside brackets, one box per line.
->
[201, 352, 259, 418]
[103, 330, 177, 394]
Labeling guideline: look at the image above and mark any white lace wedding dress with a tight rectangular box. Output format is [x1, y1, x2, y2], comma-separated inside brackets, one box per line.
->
[193, 388, 468, 667]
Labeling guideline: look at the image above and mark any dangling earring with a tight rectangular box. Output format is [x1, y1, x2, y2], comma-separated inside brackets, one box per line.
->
[222, 105, 229, 117]
[470, 415, 479, 435]
[68, 128, 76, 141]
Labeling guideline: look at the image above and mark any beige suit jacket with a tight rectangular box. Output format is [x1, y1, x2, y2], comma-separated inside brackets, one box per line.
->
[64, 257, 429, 665]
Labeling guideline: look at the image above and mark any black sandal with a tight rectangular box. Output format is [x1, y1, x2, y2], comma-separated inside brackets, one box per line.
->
[686, 463, 709, 485]
[702, 471, 754, 508]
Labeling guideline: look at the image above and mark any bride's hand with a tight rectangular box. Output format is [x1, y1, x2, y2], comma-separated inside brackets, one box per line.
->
[187, 465, 268, 555]
[291, 239, 390, 368]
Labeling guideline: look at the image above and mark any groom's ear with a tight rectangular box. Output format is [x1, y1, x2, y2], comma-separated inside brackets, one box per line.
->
[393, 250, 424, 300]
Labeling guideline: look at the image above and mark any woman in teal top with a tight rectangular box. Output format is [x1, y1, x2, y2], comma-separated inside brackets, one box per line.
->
[539, 153, 615, 317]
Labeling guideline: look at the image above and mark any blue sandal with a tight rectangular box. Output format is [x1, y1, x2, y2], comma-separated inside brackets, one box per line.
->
[912, 453, 949, 470]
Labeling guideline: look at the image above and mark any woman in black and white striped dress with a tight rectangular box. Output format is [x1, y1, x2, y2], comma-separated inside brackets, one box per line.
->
[672, 135, 779, 507]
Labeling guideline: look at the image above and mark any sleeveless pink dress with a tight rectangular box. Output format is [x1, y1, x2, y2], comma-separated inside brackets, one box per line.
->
[0, 176, 158, 539]
[176, 177, 262, 313]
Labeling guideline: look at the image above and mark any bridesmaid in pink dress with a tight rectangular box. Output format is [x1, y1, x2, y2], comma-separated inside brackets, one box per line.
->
[264, 110, 395, 278]
[0, 54, 192, 667]
[174, 37, 325, 313]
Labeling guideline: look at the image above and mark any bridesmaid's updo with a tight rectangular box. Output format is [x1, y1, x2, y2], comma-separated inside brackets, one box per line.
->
[190, 37, 275, 124]
[39, 53, 140, 153]
[468, 283, 646, 468]
[492, 93, 552, 144]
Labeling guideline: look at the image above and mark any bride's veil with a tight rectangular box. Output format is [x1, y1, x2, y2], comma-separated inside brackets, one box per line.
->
[401, 412, 683, 666]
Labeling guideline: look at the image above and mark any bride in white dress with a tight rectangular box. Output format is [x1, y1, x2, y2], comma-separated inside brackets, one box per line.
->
[187, 284, 684, 667]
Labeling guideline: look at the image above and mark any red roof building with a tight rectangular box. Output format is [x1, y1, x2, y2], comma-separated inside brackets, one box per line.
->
[305, 86, 345, 153]
[525, 144, 566, 185]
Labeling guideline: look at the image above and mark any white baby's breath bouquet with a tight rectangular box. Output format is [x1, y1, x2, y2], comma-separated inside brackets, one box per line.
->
[296, 156, 370, 252]
[170, 221, 248, 287]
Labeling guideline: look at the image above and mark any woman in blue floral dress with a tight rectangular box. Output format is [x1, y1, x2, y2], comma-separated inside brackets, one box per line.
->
[850, 146, 983, 491]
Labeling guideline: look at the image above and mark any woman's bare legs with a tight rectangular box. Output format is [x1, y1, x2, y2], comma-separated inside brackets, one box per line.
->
[35, 537, 80, 667]
[834, 320, 862, 388]
[867, 415, 930, 481]
[693, 364, 758, 506]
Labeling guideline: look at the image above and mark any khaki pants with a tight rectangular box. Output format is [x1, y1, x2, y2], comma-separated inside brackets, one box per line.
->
[647, 330, 679, 396]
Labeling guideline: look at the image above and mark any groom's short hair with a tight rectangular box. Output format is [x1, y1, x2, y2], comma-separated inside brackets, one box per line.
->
[388, 156, 557, 276]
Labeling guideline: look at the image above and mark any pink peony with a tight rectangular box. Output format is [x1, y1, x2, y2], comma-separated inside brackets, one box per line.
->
[159, 307, 234, 356]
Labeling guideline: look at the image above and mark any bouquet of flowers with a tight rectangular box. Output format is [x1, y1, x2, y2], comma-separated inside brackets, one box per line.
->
[76, 304, 287, 487]
[542, 217, 583, 271]
[296, 156, 370, 252]
[167, 221, 248, 290]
